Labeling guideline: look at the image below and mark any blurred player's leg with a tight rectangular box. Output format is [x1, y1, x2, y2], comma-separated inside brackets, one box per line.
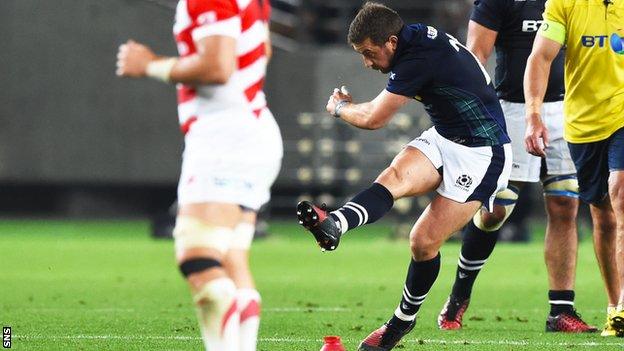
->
[224, 210, 261, 351]
[175, 203, 241, 351]
[359, 196, 481, 351]
[438, 184, 519, 330]
[608, 169, 624, 336]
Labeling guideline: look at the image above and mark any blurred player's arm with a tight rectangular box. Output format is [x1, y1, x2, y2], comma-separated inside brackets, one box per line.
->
[326, 88, 409, 130]
[523, 35, 563, 157]
[466, 20, 497, 66]
[116, 36, 236, 85]
[264, 24, 272, 61]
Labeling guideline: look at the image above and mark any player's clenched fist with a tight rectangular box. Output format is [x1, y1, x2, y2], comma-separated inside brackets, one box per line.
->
[326, 86, 352, 117]
[116, 40, 157, 78]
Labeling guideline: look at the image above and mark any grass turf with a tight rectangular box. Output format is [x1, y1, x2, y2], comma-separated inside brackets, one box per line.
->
[0, 219, 621, 350]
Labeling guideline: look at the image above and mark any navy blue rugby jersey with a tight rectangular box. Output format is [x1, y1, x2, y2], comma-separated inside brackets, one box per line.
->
[386, 24, 510, 147]
[471, 0, 564, 103]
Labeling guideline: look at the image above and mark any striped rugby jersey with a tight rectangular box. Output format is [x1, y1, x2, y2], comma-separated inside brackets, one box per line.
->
[173, 0, 271, 134]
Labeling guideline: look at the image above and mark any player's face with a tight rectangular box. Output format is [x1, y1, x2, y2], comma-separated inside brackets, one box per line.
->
[353, 37, 398, 74]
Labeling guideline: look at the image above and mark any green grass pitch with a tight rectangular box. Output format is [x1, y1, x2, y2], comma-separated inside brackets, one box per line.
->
[1, 219, 622, 350]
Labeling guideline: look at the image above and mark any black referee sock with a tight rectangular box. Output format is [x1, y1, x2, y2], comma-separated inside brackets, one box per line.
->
[329, 183, 394, 234]
[549, 290, 575, 316]
[390, 253, 441, 329]
[451, 220, 499, 300]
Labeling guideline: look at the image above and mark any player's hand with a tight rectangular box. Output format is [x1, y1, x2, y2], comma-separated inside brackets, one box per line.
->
[524, 113, 549, 158]
[116, 40, 157, 78]
[326, 86, 352, 116]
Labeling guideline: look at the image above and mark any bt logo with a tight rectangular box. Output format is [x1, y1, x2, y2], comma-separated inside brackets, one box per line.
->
[611, 33, 624, 54]
[581, 35, 610, 47]
[522, 20, 543, 32]
[582, 33, 624, 54]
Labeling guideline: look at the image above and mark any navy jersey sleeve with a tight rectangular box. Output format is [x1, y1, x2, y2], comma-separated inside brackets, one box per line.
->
[470, 0, 508, 31]
[385, 57, 433, 98]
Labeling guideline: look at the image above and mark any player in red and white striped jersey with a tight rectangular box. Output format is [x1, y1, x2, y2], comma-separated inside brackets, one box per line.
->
[116, 1, 282, 350]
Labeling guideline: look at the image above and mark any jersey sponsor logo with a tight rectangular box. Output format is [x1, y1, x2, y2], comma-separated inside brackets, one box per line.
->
[426, 26, 438, 39]
[522, 20, 543, 32]
[413, 137, 430, 145]
[581, 35, 610, 48]
[582, 32, 624, 54]
[611, 32, 624, 54]
[455, 174, 474, 191]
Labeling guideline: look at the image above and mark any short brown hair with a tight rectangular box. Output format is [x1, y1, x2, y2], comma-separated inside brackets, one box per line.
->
[347, 2, 404, 46]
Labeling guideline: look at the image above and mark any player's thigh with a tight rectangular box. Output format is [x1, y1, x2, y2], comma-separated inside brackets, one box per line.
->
[174, 203, 242, 265]
[568, 139, 610, 205]
[375, 145, 441, 198]
[409, 195, 482, 258]
[500, 100, 542, 182]
[437, 141, 512, 212]
[178, 202, 243, 228]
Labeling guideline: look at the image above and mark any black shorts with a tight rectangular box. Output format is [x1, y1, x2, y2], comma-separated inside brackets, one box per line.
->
[568, 127, 624, 204]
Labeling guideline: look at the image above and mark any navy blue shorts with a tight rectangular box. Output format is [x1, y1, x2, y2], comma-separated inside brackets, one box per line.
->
[568, 127, 624, 204]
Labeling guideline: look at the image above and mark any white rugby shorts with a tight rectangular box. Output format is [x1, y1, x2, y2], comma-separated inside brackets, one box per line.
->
[407, 127, 512, 211]
[177, 108, 283, 211]
[500, 100, 576, 182]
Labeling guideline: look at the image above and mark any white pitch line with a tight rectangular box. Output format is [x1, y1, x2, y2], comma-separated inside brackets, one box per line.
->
[264, 307, 350, 312]
[16, 306, 609, 314]
[17, 307, 351, 313]
[13, 335, 624, 347]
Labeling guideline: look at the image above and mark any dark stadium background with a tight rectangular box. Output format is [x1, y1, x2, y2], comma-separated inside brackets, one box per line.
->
[0, 0, 589, 240]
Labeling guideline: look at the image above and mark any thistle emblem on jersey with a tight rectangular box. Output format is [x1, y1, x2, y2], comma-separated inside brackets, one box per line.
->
[455, 175, 473, 189]
[611, 32, 624, 54]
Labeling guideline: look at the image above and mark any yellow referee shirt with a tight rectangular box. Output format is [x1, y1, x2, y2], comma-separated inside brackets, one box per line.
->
[540, 0, 624, 143]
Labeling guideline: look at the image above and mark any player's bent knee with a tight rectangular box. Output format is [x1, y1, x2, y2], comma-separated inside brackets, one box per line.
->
[179, 257, 222, 278]
[173, 216, 233, 256]
[229, 222, 255, 250]
[376, 166, 406, 197]
[409, 234, 442, 260]
[543, 174, 579, 199]
[474, 186, 519, 232]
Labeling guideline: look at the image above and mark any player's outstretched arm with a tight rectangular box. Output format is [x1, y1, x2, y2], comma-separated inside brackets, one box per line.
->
[326, 88, 409, 130]
[116, 35, 236, 85]
[466, 20, 498, 66]
[523, 35, 562, 157]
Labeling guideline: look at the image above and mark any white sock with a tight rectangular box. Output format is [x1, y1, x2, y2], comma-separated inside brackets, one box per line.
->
[237, 288, 261, 351]
[193, 278, 239, 351]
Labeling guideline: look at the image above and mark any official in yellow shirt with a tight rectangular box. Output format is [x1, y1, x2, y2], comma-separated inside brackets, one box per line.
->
[523, 0, 624, 337]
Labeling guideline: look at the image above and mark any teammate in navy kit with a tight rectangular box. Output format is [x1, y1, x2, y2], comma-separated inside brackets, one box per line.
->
[437, 0, 616, 333]
[295, 3, 511, 350]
